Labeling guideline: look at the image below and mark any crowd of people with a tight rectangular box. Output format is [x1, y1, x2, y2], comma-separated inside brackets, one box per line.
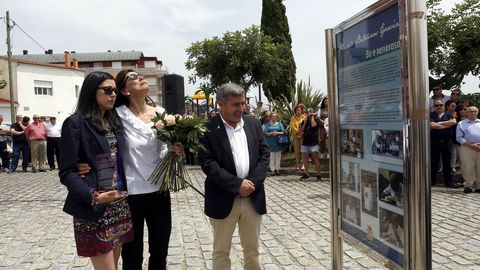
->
[429, 84, 480, 194]
[0, 114, 61, 174]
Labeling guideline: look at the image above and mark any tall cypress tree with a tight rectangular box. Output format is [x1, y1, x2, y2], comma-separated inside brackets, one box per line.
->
[261, 0, 296, 101]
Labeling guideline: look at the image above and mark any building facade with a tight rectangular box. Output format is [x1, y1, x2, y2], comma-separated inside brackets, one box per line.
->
[14, 50, 168, 105]
[0, 56, 85, 124]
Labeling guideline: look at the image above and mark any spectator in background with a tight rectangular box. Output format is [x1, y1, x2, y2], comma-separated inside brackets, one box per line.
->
[260, 110, 270, 125]
[456, 106, 480, 194]
[445, 100, 458, 173]
[243, 103, 251, 115]
[430, 99, 458, 188]
[10, 115, 30, 173]
[45, 116, 61, 170]
[299, 108, 322, 180]
[263, 112, 285, 176]
[450, 88, 462, 108]
[290, 104, 306, 172]
[24, 114, 47, 173]
[429, 83, 450, 112]
[318, 97, 329, 159]
[0, 115, 10, 173]
[209, 110, 217, 119]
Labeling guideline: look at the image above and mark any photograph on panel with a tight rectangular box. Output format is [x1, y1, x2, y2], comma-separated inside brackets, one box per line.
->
[341, 128, 364, 158]
[361, 170, 378, 217]
[342, 193, 361, 226]
[378, 168, 404, 208]
[371, 130, 403, 165]
[341, 160, 360, 192]
[379, 208, 404, 249]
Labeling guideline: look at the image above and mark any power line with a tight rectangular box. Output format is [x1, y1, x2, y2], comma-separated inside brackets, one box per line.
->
[11, 20, 67, 64]
[11, 20, 49, 53]
[8, 18, 85, 76]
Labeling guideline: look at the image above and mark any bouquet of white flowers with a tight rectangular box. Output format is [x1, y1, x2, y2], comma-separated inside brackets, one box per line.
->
[149, 112, 207, 193]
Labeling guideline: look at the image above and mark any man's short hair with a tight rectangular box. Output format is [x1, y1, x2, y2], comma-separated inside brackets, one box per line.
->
[217, 83, 245, 103]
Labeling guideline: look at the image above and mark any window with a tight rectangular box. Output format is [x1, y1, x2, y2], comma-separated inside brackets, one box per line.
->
[144, 61, 156, 68]
[112, 61, 122, 69]
[34, 80, 53, 96]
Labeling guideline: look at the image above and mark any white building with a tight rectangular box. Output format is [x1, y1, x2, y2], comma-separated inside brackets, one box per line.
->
[0, 56, 85, 124]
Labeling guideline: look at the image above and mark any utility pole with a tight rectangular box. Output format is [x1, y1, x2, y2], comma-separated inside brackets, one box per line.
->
[6, 11, 15, 123]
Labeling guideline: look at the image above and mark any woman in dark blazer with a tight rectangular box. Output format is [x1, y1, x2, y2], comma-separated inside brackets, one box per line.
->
[59, 71, 133, 269]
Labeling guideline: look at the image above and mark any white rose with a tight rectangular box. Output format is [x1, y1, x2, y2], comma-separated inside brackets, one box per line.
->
[154, 120, 164, 130]
[165, 115, 176, 126]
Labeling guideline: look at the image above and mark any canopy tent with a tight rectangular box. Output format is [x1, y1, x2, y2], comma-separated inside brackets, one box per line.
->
[192, 90, 215, 100]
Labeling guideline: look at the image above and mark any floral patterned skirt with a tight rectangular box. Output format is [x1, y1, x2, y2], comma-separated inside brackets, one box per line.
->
[73, 198, 133, 257]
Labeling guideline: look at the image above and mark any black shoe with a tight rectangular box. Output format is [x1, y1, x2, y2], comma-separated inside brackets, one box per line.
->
[446, 183, 459, 189]
[464, 188, 473, 193]
[475, 189, 480, 193]
[22, 167, 27, 172]
[275, 170, 280, 176]
[49, 167, 55, 171]
[32, 169, 37, 173]
[316, 175, 322, 181]
[39, 169, 47, 172]
[300, 174, 309, 180]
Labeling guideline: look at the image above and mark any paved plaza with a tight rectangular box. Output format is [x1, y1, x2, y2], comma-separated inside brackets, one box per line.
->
[1, 166, 480, 269]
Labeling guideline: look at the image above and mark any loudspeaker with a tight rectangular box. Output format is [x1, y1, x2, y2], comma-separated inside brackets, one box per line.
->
[163, 74, 185, 114]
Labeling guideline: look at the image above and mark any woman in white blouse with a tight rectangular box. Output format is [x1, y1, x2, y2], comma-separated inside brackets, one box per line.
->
[114, 69, 183, 270]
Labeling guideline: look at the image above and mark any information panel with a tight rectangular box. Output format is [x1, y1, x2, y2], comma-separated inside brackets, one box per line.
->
[335, 3, 404, 267]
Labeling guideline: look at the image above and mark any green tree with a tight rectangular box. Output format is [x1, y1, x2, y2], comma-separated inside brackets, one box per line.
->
[261, 0, 296, 101]
[185, 25, 285, 92]
[427, 0, 480, 89]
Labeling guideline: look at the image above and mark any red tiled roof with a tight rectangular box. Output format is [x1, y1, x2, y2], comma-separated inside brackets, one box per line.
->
[0, 56, 84, 72]
[0, 98, 19, 106]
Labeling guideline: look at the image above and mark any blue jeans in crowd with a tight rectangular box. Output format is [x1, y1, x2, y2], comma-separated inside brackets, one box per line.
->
[11, 142, 30, 172]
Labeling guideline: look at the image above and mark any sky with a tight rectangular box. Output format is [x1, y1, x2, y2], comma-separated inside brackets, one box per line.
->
[1, 0, 477, 101]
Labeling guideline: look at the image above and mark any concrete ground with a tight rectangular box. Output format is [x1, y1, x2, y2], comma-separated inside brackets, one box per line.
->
[0, 166, 479, 269]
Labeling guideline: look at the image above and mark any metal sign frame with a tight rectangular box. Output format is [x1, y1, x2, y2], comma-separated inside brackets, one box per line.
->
[326, 0, 430, 269]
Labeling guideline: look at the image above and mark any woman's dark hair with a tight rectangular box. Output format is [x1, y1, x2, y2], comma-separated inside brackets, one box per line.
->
[22, 116, 30, 124]
[75, 71, 123, 134]
[445, 100, 454, 110]
[114, 69, 134, 107]
[320, 97, 328, 109]
[114, 69, 155, 107]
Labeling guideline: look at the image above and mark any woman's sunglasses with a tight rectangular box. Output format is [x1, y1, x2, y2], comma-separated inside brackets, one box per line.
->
[98, 86, 118, 95]
[126, 73, 142, 81]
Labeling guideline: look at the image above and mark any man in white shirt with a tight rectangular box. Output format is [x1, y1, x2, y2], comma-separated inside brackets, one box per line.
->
[456, 106, 480, 193]
[45, 117, 61, 170]
[199, 83, 269, 270]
